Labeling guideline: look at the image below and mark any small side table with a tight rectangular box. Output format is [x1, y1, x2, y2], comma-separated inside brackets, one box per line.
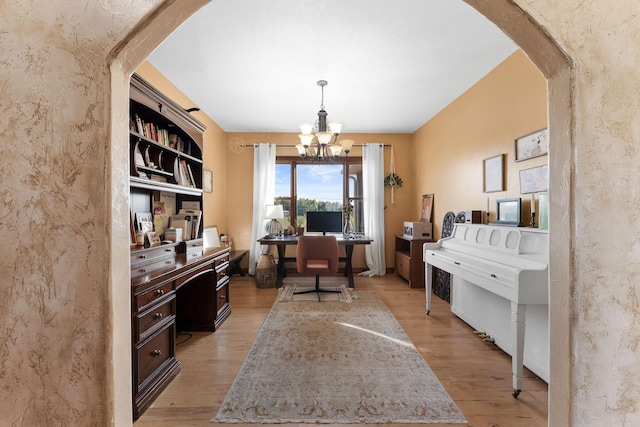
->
[228, 250, 247, 276]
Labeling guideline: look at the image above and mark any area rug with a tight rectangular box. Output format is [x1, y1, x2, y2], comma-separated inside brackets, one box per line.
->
[277, 284, 356, 303]
[212, 291, 467, 424]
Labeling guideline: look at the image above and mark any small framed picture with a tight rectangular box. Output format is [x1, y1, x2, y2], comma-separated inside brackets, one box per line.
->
[483, 154, 504, 193]
[420, 194, 434, 223]
[519, 164, 549, 194]
[135, 212, 152, 231]
[203, 169, 213, 193]
[146, 231, 161, 247]
[515, 128, 548, 162]
[129, 211, 137, 248]
[139, 221, 153, 235]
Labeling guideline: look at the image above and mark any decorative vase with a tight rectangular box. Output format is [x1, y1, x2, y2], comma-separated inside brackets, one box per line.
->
[343, 217, 355, 235]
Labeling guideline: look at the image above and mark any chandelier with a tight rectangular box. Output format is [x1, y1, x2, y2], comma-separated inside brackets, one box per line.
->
[296, 80, 355, 161]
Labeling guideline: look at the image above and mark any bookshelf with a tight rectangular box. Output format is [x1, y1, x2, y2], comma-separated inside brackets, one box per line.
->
[128, 74, 231, 420]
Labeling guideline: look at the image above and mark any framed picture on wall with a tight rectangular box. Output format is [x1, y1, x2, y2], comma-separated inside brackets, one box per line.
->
[519, 164, 549, 193]
[483, 154, 504, 193]
[203, 169, 213, 193]
[420, 194, 434, 222]
[515, 128, 548, 162]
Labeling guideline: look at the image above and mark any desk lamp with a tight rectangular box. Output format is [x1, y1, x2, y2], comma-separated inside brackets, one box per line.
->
[264, 205, 284, 237]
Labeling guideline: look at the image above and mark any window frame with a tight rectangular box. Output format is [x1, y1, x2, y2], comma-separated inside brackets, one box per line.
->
[275, 156, 363, 232]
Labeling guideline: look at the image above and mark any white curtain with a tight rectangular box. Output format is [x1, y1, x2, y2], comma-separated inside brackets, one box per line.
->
[359, 143, 386, 276]
[248, 143, 276, 275]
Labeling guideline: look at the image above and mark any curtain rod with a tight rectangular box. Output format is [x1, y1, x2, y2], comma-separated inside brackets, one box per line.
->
[250, 143, 392, 148]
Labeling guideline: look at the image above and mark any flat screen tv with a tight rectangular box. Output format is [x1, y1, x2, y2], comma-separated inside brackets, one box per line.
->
[306, 211, 343, 235]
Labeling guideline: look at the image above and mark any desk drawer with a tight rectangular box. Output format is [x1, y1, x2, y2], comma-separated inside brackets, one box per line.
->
[181, 239, 203, 257]
[214, 252, 229, 268]
[134, 281, 174, 312]
[136, 295, 175, 342]
[131, 245, 176, 268]
[131, 257, 176, 279]
[136, 323, 175, 388]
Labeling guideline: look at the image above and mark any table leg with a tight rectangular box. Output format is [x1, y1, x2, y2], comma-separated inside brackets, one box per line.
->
[344, 245, 354, 288]
[275, 244, 286, 288]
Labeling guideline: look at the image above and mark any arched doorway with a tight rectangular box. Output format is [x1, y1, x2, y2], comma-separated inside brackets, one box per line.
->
[109, 1, 572, 424]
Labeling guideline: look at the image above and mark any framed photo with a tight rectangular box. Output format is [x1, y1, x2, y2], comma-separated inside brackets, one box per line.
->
[203, 226, 220, 249]
[135, 212, 152, 231]
[519, 164, 549, 194]
[203, 169, 213, 193]
[515, 128, 548, 162]
[420, 194, 434, 223]
[495, 198, 522, 226]
[129, 211, 137, 248]
[483, 154, 504, 193]
[146, 231, 161, 247]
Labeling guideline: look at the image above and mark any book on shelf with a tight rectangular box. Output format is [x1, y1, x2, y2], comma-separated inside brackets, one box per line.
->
[134, 114, 144, 135]
[187, 164, 196, 188]
[179, 159, 193, 187]
[179, 209, 202, 240]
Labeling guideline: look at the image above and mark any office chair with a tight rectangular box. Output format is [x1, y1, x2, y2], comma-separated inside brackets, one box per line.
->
[295, 235, 341, 301]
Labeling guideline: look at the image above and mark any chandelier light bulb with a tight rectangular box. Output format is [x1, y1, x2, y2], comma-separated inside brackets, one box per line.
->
[300, 123, 314, 134]
[298, 133, 314, 148]
[328, 122, 343, 135]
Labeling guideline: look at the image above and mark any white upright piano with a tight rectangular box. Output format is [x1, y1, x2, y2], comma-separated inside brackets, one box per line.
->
[423, 223, 548, 397]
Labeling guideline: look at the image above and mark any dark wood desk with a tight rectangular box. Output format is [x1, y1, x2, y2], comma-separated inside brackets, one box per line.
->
[257, 235, 372, 288]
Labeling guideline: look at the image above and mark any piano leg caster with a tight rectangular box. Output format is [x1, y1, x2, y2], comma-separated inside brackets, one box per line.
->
[426, 309, 430, 315]
[512, 389, 521, 398]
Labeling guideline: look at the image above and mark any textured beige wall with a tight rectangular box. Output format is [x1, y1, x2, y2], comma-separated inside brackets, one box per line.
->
[413, 50, 548, 239]
[2, 0, 640, 425]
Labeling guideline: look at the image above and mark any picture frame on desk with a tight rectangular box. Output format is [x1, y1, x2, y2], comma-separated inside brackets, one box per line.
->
[146, 231, 161, 247]
[130, 211, 137, 248]
[135, 212, 152, 231]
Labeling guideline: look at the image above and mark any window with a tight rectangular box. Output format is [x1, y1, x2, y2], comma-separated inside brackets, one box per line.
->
[275, 157, 363, 233]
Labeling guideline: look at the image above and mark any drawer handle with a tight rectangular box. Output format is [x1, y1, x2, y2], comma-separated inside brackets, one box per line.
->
[152, 349, 162, 357]
[165, 248, 172, 252]
[491, 273, 497, 278]
[139, 254, 147, 259]
[155, 289, 164, 296]
[454, 261, 461, 265]
[154, 313, 163, 320]
[165, 260, 172, 264]
[139, 269, 146, 274]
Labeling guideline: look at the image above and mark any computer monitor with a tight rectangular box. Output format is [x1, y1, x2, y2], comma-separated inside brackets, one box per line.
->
[306, 211, 343, 235]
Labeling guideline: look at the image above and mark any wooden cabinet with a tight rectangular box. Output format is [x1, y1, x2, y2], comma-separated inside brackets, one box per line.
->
[129, 74, 231, 420]
[394, 236, 433, 288]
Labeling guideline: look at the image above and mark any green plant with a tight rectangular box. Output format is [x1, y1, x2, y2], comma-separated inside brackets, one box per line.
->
[384, 173, 403, 188]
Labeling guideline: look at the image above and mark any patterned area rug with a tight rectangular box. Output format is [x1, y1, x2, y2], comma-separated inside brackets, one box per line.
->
[212, 291, 467, 424]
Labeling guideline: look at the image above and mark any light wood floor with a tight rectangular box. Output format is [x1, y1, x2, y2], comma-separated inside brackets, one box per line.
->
[134, 273, 548, 426]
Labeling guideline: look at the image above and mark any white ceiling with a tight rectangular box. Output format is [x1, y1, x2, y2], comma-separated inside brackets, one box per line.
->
[147, 0, 517, 134]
